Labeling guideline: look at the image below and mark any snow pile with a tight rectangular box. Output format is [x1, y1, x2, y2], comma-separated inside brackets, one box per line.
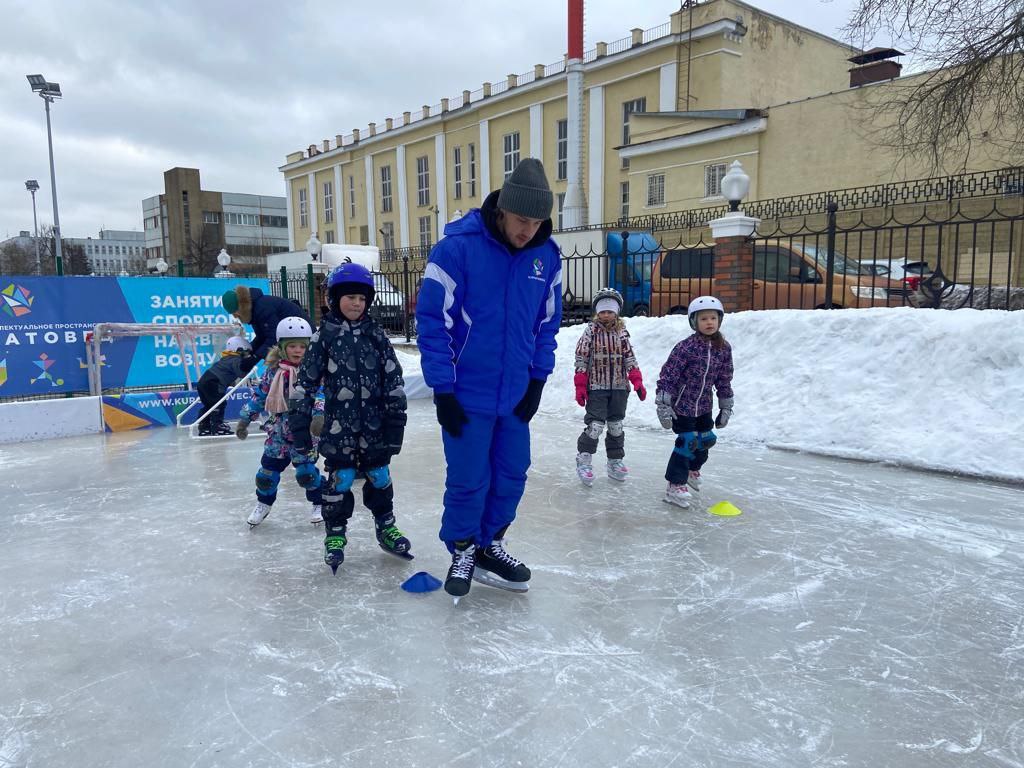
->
[542, 308, 1024, 482]
[396, 349, 430, 400]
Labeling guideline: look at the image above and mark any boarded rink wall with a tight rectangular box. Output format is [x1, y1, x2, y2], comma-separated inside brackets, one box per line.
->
[0, 396, 104, 443]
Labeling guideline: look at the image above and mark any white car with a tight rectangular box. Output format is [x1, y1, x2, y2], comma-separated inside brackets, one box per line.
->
[859, 259, 931, 284]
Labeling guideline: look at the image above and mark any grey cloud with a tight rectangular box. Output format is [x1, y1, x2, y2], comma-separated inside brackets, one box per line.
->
[1, 0, 857, 240]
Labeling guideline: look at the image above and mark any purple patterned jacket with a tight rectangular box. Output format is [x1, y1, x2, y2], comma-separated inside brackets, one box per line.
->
[656, 333, 734, 417]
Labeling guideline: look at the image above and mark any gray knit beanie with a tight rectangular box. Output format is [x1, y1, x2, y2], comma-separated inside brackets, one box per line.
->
[497, 158, 553, 220]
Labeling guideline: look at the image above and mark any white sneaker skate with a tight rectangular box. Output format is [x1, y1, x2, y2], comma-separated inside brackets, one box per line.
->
[575, 452, 595, 487]
[663, 482, 692, 508]
[309, 504, 323, 524]
[607, 459, 629, 482]
[687, 471, 702, 492]
[247, 501, 272, 527]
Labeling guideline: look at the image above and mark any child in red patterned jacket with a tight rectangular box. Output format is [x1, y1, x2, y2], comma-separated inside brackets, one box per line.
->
[573, 288, 647, 485]
[655, 296, 734, 508]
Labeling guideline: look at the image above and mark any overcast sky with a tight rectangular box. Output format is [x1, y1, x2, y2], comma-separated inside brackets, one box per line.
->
[1, 0, 867, 241]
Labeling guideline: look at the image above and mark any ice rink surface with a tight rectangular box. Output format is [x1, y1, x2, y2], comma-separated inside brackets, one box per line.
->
[2, 399, 1022, 767]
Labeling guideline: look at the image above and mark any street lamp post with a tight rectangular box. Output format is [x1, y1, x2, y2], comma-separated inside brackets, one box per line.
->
[306, 232, 322, 261]
[26, 74, 64, 276]
[24, 180, 41, 274]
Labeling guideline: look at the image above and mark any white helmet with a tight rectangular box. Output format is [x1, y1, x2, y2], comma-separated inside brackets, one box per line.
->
[224, 335, 251, 354]
[275, 316, 314, 343]
[687, 295, 724, 330]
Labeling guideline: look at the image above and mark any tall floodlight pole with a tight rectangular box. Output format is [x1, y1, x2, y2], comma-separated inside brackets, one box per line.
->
[25, 180, 41, 274]
[26, 74, 64, 276]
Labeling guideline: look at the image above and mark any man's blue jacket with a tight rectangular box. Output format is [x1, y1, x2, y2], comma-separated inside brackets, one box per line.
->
[416, 195, 562, 416]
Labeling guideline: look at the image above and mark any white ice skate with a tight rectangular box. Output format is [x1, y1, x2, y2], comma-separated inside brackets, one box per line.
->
[687, 471, 702, 492]
[309, 504, 323, 525]
[663, 482, 692, 508]
[607, 459, 629, 482]
[247, 501, 272, 527]
[575, 452, 595, 487]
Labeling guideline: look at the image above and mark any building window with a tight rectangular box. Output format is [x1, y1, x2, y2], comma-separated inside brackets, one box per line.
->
[359, 225, 370, 245]
[416, 156, 430, 206]
[468, 143, 477, 198]
[557, 119, 568, 181]
[418, 215, 432, 247]
[323, 181, 334, 224]
[503, 132, 521, 180]
[324, 229, 335, 243]
[646, 173, 665, 207]
[181, 190, 191, 236]
[453, 146, 462, 200]
[621, 182, 630, 221]
[704, 163, 728, 198]
[202, 211, 220, 224]
[557, 192, 566, 231]
[348, 176, 357, 219]
[380, 165, 393, 213]
[381, 222, 395, 251]
[299, 187, 308, 228]
[622, 97, 646, 169]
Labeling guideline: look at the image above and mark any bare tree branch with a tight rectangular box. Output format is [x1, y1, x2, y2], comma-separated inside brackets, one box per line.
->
[844, 0, 1024, 171]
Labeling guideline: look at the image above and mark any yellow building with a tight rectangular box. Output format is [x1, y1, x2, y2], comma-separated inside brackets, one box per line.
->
[279, 0, 1017, 256]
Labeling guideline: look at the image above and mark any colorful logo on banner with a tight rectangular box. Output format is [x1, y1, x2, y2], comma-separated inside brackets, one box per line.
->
[1, 283, 34, 318]
[0, 358, 7, 388]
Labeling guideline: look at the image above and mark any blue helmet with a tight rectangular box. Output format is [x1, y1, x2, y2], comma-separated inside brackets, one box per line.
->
[326, 261, 375, 315]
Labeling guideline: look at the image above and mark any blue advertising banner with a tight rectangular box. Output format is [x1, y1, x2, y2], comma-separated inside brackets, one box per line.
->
[0, 276, 268, 397]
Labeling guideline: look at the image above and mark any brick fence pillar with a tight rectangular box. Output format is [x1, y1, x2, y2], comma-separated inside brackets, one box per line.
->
[709, 213, 760, 314]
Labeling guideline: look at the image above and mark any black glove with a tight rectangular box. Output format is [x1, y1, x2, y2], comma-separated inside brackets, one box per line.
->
[434, 393, 468, 437]
[513, 378, 546, 423]
[383, 412, 407, 455]
[239, 354, 258, 374]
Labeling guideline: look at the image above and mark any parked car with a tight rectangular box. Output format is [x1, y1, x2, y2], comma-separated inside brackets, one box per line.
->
[368, 272, 411, 333]
[859, 258, 932, 291]
[649, 239, 910, 315]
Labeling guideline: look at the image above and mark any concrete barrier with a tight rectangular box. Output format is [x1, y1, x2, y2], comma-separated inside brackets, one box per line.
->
[0, 396, 103, 444]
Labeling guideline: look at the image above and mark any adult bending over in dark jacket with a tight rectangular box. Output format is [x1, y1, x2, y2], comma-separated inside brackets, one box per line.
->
[222, 286, 310, 372]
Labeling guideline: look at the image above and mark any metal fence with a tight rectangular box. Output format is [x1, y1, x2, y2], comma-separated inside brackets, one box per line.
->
[559, 198, 1023, 317]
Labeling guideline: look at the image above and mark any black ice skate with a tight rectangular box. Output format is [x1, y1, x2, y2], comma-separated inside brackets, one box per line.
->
[444, 540, 476, 602]
[374, 513, 413, 560]
[473, 530, 530, 593]
[323, 533, 347, 575]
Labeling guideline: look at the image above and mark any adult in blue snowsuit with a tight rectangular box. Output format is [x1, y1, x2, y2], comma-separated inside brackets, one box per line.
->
[222, 286, 311, 373]
[416, 158, 562, 598]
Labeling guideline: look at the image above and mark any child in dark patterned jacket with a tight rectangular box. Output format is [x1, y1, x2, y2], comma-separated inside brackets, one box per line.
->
[289, 262, 410, 574]
[655, 295, 734, 508]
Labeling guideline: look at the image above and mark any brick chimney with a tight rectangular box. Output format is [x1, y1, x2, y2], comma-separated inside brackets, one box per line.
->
[848, 48, 904, 87]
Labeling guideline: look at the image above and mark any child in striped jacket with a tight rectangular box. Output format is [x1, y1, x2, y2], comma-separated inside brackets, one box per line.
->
[573, 288, 646, 485]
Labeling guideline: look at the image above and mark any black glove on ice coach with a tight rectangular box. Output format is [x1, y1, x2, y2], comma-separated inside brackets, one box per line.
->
[513, 378, 546, 423]
[434, 393, 469, 438]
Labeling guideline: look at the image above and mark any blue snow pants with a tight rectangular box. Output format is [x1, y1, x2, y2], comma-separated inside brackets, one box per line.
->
[439, 412, 531, 551]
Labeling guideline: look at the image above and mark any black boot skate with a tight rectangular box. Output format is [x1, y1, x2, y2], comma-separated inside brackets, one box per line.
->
[323, 532, 347, 575]
[374, 513, 413, 560]
[444, 540, 476, 602]
[474, 528, 530, 593]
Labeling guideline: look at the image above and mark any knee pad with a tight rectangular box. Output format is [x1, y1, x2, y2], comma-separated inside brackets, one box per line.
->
[673, 431, 698, 459]
[366, 465, 392, 489]
[255, 468, 281, 497]
[697, 430, 717, 450]
[607, 420, 624, 438]
[294, 461, 321, 489]
[328, 467, 356, 494]
[585, 420, 606, 440]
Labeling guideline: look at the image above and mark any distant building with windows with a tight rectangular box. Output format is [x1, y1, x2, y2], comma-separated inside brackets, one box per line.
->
[279, 0, 1016, 256]
[73, 230, 146, 275]
[142, 167, 288, 274]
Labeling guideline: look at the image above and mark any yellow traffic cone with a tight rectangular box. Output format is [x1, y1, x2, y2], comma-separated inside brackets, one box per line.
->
[707, 500, 742, 517]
